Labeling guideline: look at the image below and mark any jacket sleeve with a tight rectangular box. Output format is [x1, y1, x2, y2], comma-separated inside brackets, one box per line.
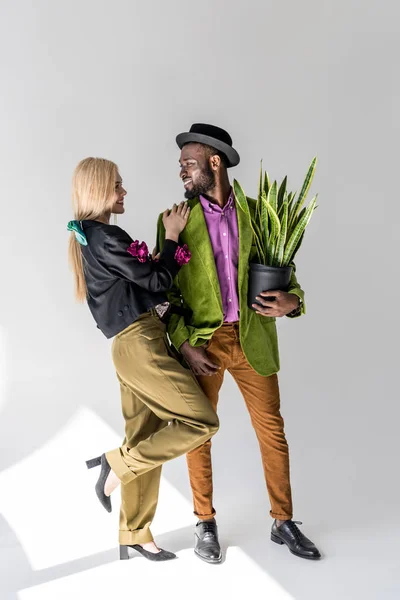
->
[102, 226, 181, 293]
[156, 214, 190, 349]
[286, 262, 306, 318]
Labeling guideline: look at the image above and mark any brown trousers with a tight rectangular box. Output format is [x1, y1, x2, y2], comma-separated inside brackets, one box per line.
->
[106, 311, 219, 545]
[186, 321, 293, 521]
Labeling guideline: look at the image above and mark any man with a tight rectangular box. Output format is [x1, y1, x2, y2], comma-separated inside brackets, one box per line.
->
[156, 123, 320, 563]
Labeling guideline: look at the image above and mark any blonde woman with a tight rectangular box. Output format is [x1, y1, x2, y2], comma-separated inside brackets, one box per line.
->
[68, 157, 219, 562]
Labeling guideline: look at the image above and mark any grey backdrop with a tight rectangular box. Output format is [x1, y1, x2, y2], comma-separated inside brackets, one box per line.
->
[0, 1, 399, 598]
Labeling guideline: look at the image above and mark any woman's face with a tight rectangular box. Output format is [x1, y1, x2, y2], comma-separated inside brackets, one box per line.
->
[111, 172, 127, 214]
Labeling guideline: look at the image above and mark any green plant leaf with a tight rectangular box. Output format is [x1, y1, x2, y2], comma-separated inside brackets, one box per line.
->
[264, 171, 270, 198]
[258, 160, 263, 200]
[253, 162, 263, 234]
[298, 156, 317, 204]
[233, 179, 251, 218]
[287, 205, 305, 239]
[260, 194, 269, 261]
[278, 190, 288, 218]
[287, 157, 317, 232]
[277, 176, 287, 213]
[275, 200, 288, 267]
[248, 197, 260, 240]
[265, 200, 281, 266]
[287, 191, 296, 219]
[283, 195, 317, 265]
[288, 231, 304, 263]
[252, 220, 266, 264]
[269, 180, 278, 213]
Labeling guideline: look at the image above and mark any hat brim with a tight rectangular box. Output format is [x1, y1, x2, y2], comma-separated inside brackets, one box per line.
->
[176, 132, 240, 168]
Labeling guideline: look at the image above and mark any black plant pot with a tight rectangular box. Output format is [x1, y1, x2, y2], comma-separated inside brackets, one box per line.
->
[248, 263, 293, 310]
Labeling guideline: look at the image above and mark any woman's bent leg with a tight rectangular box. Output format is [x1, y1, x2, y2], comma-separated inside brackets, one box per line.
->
[106, 314, 218, 485]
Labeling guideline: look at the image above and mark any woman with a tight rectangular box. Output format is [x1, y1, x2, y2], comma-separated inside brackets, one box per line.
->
[67, 157, 219, 562]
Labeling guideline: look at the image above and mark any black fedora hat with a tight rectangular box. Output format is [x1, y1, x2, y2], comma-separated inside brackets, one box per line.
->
[176, 123, 240, 168]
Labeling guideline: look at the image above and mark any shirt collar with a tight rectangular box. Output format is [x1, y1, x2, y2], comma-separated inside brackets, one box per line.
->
[199, 188, 234, 213]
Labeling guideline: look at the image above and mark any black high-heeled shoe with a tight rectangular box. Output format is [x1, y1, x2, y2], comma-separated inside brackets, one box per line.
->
[119, 544, 177, 561]
[86, 454, 112, 513]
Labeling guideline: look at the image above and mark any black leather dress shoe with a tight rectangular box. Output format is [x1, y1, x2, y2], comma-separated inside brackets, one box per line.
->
[194, 518, 222, 564]
[271, 520, 321, 560]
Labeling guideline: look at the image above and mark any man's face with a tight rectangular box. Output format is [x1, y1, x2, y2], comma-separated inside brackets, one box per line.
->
[179, 143, 215, 199]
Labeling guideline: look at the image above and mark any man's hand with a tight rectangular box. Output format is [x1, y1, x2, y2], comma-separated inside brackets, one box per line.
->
[180, 340, 220, 376]
[252, 290, 299, 317]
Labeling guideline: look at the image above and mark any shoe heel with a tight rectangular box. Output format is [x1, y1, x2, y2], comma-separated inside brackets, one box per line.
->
[86, 456, 102, 469]
[271, 533, 284, 545]
[119, 545, 129, 560]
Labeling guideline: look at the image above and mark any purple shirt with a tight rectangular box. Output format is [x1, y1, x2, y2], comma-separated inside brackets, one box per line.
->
[199, 190, 240, 322]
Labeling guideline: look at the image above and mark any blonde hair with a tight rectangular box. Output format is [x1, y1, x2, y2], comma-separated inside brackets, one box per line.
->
[69, 157, 118, 302]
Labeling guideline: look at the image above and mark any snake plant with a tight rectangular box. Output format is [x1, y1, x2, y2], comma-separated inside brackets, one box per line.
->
[233, 157, 318, 267]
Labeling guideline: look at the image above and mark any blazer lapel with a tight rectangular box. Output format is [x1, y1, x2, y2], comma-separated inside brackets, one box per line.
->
[184, 197, 223, 309]
[235, 196, 253, 295]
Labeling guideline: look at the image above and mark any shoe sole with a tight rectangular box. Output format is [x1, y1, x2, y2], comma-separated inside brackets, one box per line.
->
[194, 548, 222, 564]
[271, 533, 321, 560]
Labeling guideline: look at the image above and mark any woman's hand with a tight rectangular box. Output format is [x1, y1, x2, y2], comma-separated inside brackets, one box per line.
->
[151, 247, 160, 261]
[163, 201, 190, 242]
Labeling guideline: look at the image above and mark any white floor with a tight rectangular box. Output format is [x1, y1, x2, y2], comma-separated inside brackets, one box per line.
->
[1, 401, 399, 600]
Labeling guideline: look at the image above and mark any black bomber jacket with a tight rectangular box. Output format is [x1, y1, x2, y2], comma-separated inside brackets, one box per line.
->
[80, 220, 183, 338]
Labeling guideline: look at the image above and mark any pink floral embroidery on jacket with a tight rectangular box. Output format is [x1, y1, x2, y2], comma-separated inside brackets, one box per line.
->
[127, 240, 149, 263]
[175, 244, 191, 266]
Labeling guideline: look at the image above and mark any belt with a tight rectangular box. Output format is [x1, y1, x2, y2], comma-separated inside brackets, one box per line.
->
[150, 303, 190, 323]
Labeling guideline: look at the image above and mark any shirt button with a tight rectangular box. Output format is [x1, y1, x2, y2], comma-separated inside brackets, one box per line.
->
[124, 305, 129, 311]
[228, 276, 230, 280]
[225, 255, 228, 259]
[228, 298, 232, 302]
[223, 232, 227, 236]
[117, 310, 123, 316]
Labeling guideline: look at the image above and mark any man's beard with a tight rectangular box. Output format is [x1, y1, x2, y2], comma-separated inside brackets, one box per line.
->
[184, 163, 216, 199]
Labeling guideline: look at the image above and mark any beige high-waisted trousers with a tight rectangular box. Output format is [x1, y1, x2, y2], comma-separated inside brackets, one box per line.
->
[105, 311, 219, 545]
